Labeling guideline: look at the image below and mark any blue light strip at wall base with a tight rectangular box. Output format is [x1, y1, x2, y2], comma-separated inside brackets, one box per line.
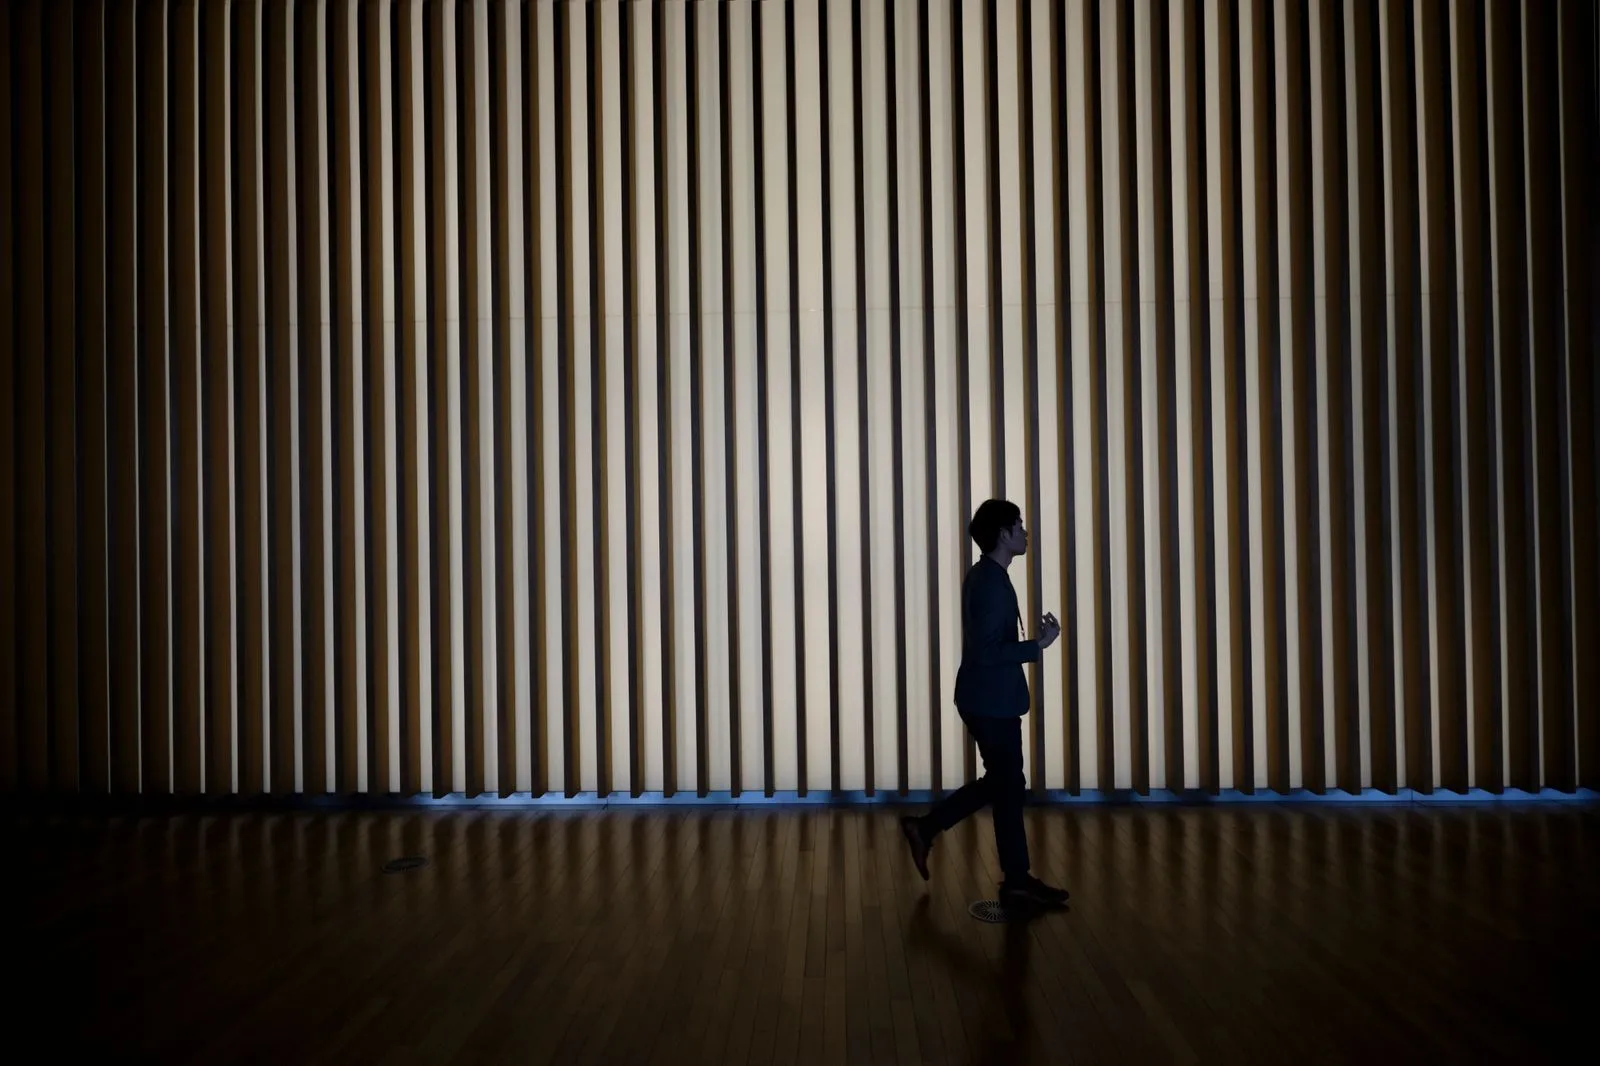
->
[282, 785, 1600, 811]
[6, 787, 1596, 817]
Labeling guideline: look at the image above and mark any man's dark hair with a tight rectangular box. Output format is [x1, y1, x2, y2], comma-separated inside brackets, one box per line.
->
[968, 498, 1022, 553]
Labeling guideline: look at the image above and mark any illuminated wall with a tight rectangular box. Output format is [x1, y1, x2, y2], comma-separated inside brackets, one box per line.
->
[2, 0, 1597, 798]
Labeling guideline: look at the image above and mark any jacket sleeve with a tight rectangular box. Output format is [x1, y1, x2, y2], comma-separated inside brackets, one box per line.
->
[964, 571, 1041, 667]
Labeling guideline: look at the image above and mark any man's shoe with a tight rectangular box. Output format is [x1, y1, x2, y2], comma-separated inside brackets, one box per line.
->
[900, 816, 932, 881]
[1000, 874, 1069, 909]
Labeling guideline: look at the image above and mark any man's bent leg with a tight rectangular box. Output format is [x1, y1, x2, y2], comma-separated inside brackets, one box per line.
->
[900, 715, 992, 880]
[920, 773, 991, 838]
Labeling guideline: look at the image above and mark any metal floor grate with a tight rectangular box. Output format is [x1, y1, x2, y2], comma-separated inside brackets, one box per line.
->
[967, 899, 1010, 924]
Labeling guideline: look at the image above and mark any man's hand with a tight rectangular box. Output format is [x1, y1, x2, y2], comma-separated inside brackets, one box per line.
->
[1037, 612, 1061, 650]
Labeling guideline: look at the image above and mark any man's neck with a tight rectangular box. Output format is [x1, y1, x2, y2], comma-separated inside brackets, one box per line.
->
[983, 549, 1016, 571]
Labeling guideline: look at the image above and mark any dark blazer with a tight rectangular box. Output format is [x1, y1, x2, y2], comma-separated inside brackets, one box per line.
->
[953, 556, 1040, 718]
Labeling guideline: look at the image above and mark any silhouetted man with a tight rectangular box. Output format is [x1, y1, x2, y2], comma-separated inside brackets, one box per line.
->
[900, 499, 1070, 910]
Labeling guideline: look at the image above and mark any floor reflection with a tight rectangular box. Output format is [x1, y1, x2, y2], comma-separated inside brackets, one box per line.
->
[4, 803, 1596, 1064]
[906, 894, 1040, 1066]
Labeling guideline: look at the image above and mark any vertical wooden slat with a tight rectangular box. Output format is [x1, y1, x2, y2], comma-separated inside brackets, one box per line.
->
[362, 0, 396, 796]
[423, 0, 458, 797]
[265, 0, 300, 794]
[1449, 0, 1500, 791]
[1204, 0, 1247, 789]
[1133, 0, 1178, 791]
[535, 0, 564, 797]
[902, 0, 928, 787]
[457, 0, 489, 797]
[170, 0, 204, 796]
[678, 2, 701, 796]
[505, 0, 531, 787]
[1041, 0, 1070, 791]
[1415, 0, 1467, 792]
[1099, 0, 1140, 791]
[617, 0, 646, 796]
[14, 0, 50, 793]
[201, 0, 235, 795]
[881, 0, 906, 793]
[295, 0, 331, 794]
[1240, 0, 1284, 792]
[395, 0, 427, 796]
[767, 0, 801, 795]
[553, 0, 581, 794]
[1025, 0, 1061, 791]
[980, 0, 1006, 505]
[105, 0, 141, 795]
[846, 0, 875, 795]
[1558, 0, 1600, 791]
[0, 0, 15, 794]
[1297, 0, 1331, 793]
[788, 0, 820, 794]
[960, 4, 994, 776]
[47, 0, 82, 792]
[818, 0, 845, 793]
[950, 0, 980, 786]
[716, 2, 745, 797]
[693, 0, 723, 794]
[1315, 0, 1359, 795]
[1010, 0, 1040, 790]
[925, 0, 959, 792]
[137, 0, 172, 795]
[470, 0, 498, 797]
[650, 1, 679, 796]
[1345, 0, 1394, 792]
[1088, 0, 1117, 792]
[1485, 0, 1532, 793]
[519, 0, 549, 796]
[1064, 0, 1105, 790]
[570, 0, 599, 794]
[728, 1, 763, 798]
[586, 0, 614, 797]
[716, 2, 744, 796]
[1380, 0, 1429, 791]
[752, 0, 777, 795]
[966, 0, 992, 515]
[1044, 0, 1075, 792]
[78, 0, 112, 795]
[489, 0, 521, 796]
[329, 0, 363, 794]
[1170, 0, 1212, 793]
[233, 0, 267, 796]
[1522, 0, 1574, 791]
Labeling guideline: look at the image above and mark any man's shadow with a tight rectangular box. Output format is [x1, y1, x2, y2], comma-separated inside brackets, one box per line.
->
[905, 894, 1048, 1066]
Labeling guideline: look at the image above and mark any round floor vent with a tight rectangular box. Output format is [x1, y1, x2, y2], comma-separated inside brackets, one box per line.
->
[967, 899, 1010, 924]
[382, 856, 429, 874]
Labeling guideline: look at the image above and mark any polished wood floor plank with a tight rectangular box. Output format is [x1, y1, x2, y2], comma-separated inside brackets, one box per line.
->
[6, 804, 1599, 1065]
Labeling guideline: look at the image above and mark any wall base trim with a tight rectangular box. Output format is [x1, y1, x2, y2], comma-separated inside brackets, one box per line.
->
[4, 786, 1596, 816]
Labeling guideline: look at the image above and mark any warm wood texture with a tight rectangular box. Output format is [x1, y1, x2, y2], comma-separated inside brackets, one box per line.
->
[0, 1, 16, 795]
[200, 0, 235, 797]
[170, 0, 204, 798]
[6, 804, 1598, 1065]
[2, 0, 1598, 800]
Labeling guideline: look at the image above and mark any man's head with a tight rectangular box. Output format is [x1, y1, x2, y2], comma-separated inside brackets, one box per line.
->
[969, 499, 1028, 560]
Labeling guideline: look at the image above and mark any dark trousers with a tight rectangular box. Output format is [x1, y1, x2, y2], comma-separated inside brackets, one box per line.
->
[920, 712, 1029, 881]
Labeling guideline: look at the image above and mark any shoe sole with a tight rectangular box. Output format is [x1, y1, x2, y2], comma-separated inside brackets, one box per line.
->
[1001, 889, 1070, 910]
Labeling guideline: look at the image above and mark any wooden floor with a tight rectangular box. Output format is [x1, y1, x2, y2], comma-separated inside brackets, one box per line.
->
[6, 803, 1598, 1065]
